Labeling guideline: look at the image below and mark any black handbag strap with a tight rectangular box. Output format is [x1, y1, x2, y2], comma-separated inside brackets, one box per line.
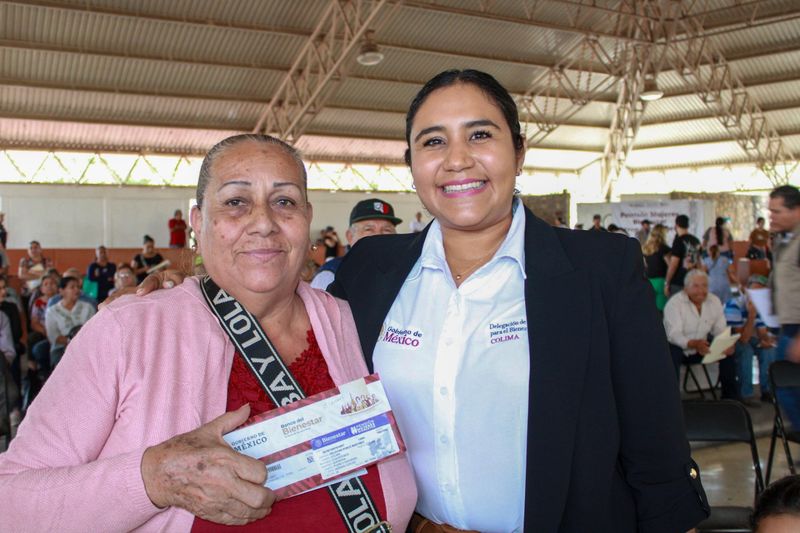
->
[199, 276, 390, 533]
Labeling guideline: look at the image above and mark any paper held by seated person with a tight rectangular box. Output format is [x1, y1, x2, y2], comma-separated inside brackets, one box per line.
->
[702, 327, 741, 365]
[745, 288, 780, 329]
[223, 374, 405, 499]
[145, 259, 171, 274]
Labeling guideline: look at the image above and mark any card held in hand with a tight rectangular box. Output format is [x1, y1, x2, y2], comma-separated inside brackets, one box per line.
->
[223, 374, 406, 499]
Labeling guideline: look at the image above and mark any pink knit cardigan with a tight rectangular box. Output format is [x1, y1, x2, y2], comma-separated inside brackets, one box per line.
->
[0, 278, 416, 532]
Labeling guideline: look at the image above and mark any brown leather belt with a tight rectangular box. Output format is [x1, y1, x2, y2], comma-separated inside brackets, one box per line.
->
[408, 512, 480, 533]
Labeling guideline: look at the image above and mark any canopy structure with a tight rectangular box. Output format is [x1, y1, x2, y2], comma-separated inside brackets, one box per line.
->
[1, 0, 799, 196]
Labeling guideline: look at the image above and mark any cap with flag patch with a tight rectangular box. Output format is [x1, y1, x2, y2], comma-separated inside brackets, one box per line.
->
[349, 199, 402, 226]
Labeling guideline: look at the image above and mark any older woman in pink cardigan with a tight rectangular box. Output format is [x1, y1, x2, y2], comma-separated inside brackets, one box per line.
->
[0, 135, 416, 532]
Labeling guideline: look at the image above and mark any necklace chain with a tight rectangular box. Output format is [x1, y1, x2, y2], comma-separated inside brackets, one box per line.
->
[452, 248, 499, 281]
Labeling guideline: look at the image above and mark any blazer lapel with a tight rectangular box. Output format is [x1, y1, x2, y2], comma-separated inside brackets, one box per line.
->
[522, 209, 592, 530]
[360, 227, 429, 372]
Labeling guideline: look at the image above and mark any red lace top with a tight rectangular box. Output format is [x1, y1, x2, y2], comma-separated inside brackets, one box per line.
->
[192, 329, 386, 532]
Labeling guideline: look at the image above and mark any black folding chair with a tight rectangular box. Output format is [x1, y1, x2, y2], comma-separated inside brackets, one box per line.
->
[683, 400, 764, 533]
[683, 359, 719, 400]
[765, 360, 800, 484]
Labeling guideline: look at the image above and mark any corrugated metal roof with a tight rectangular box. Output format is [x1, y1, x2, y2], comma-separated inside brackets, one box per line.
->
[528, 123, 609, 151]
[627, 140, 752, 169]
[1, 2, 305, 67]
[0, 117, 245, 154]
[310, 108, 404, 139]
[384, 3, 587, 68]
[0, 46, 284, 99]
[704, 16, 800, 60]
[0, 0, 797, 174]
[0, 85, 262, 129]
[33, 0, 322, 33]
[296, 134, 407, 163]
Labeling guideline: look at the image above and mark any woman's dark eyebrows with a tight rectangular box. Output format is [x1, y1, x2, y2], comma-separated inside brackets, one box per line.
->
[466, 119, 500, 129]
[414, 119, 501, 142]
[414, 125, 444, 143]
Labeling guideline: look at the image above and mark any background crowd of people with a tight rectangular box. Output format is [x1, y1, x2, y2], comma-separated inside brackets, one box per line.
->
[629, 186, 800, 415]
[0, 218, 181, 437]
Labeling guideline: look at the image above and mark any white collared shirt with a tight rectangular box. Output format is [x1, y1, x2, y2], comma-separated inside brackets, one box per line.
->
[374, 201, 529, 533]
[663, 290, 727, 354]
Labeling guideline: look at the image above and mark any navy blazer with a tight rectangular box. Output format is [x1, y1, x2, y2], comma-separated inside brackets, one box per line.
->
[329, 207, 709, 533]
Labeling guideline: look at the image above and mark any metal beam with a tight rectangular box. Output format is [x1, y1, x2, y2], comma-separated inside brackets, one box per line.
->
[6, 64, 800, 126]
[520, 0, 637, 147]
[6, 0, 799, 82]
[546, 0, 800, 40]
[252, 0, 394, 142]
[0, 111, 248, 136]
[0, 78, 266, 106]
[598, 0, 677, 199]
[0, 79, 615, 135]
[630, 158, 800, 174]
[0, 1, 630, 77]
[633, 127, 800, 151]
[3, 13, 799, 102]
[401, 0, 650, 43]
[0, 0, 313, 41]
[642, 101, 800, 127]
[665, 1, 799, 186]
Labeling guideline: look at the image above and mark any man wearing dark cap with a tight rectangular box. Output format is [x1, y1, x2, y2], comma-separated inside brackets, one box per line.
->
[310, 198, 402, 290]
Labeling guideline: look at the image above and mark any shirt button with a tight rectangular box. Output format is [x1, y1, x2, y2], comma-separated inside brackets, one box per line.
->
[444, 337, 453, 346]
[440, 435, 448, 444]
[439, 386, 448, 396]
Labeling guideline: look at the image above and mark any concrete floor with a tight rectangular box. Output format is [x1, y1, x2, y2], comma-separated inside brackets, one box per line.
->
[680, 365, 795, 507]
[689, 388, 798, 510]
[694, 435, 795, 508]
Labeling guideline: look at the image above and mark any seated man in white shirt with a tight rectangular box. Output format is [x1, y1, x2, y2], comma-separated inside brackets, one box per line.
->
[310, 199, 401, 290]
[664, 269, 738, 398]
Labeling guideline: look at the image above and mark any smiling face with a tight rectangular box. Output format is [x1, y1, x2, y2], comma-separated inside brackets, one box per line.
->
[408, 83, 524, 232]
[191, 139, 312, 302]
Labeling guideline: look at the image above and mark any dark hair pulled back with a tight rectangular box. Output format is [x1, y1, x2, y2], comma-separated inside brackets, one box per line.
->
[403, 69, 525, 166]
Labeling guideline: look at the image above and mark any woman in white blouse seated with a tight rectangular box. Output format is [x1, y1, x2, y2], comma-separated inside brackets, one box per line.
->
[663, 268, 737, 398]
[44, 276, 96, 369]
